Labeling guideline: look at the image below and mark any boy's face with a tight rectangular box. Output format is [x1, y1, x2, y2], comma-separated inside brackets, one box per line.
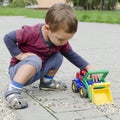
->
[47, 27, 74, 46]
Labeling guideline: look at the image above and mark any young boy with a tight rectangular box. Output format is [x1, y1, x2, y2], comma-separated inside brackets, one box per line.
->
[4, 3, 99, 109]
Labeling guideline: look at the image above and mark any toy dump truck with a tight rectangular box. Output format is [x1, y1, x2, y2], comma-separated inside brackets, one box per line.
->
[72, 69, 113, 105]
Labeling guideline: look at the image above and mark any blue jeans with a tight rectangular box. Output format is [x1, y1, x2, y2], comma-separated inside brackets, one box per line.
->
[9, 52, 63, 86]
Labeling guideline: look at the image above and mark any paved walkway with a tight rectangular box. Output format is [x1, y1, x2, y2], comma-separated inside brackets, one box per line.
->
[0, 16, 120, 120]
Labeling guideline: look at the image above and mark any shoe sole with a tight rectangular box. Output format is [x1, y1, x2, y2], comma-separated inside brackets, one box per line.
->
[5, 100, 28, 109]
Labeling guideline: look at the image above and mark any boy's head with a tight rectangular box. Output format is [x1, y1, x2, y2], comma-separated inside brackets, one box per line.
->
[45, 3, 78, 33]
[44, 3, 78, 46]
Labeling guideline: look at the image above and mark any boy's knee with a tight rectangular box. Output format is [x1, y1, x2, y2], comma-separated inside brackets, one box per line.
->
[25, 55, 42, 72]
[56, 53, 63, 64]
[53, 52, 63, 68]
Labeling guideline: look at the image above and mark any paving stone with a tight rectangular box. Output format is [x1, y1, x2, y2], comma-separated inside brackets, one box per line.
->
[109, 113, 120, 120]
[54, 111, 84, 120]
[114, 99, 120, 107]
[77, 109, 106, 118]
[79, 116, 111, 120]
[15, 92, 56, 120]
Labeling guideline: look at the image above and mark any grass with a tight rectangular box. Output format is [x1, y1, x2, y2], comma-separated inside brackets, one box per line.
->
[0, 7, 120, 24]
[76, 10, 120, 24]
[0, 7, 47, 18]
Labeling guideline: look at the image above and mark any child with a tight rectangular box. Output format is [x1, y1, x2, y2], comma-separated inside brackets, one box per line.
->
[4, 3, 99, 109]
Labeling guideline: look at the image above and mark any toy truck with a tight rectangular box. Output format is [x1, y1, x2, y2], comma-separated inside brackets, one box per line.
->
[72, 69, 113, 105]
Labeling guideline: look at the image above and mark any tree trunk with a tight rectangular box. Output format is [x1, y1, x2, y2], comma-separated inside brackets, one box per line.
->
[102, 0, 105, 10]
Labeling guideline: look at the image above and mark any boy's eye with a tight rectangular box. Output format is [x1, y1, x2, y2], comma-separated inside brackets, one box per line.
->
[58, 39, 65, 41]
[59, 39, 63, 41]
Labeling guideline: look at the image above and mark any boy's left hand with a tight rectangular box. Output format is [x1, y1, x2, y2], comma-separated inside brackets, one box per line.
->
[85, 65, 100, 82]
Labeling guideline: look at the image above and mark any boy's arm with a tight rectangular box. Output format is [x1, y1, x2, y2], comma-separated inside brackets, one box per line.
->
[4, 31, 22, 57]
[3, 31, 35, 60]
[62, 49, 89, 70]
[63, 49, 100, 81]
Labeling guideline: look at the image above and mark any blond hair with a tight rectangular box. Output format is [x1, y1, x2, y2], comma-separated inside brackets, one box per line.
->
[45, 3, 78, 33]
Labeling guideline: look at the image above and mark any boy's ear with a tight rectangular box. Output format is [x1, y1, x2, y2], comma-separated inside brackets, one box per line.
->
[44, 24, 50, 31]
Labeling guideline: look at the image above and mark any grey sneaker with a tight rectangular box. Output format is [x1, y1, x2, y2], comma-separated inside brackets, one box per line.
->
[5, 89, 28, 109]
[39, 79, 67, 91]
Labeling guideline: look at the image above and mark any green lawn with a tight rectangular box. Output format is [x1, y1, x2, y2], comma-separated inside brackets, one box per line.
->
[76, 10, 120, 24]
[0, 7, 46, 18]
[0, 7, 120, 24]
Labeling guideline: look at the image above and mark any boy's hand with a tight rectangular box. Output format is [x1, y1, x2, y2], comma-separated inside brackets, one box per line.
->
[15, 52, 36, 61]
[85, 65, 100, 82]
[89, 74, 100, 82]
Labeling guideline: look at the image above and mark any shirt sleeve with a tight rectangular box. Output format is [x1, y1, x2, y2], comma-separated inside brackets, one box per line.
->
[62, 49, 89, 70]
[3, 31, 22, 57]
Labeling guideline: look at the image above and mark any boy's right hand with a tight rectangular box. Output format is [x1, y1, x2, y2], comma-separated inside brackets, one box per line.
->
[15, 52, 36, 61]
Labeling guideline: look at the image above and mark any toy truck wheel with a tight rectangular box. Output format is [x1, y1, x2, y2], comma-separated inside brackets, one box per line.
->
[79, 87, 88, 98]
[72, 81, 78, 93]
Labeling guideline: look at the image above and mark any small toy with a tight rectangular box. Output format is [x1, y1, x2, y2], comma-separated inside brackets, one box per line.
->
[72, 69, 113, 105]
